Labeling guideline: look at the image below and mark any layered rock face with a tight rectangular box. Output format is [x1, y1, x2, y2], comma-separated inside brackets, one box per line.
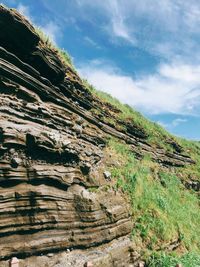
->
[0, 6, 133, 264]
[0, 5, 194, 266]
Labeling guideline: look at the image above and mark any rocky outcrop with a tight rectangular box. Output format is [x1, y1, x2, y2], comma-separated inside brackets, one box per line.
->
[0, 6, 133, 264]
[1, 236, 139, 267]
[0, 5, 195, 265]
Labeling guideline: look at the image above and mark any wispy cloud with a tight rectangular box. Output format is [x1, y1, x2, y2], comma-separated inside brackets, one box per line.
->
[70, 0, 200, 61]
[111, 16, 134, 43]
[37, 0, 200, 62]
[108, 0, 136, 44]
[15, 1, 200, 117]
[157, 117, 188, 132]
[78, 59, 200, 115]
[16, 3, 32, 21]
[84, 36, 101, 49]
[15, 3, 62, 45]
[76, 0, 136, 44]
[172, 118, 187, 127]
[39, 21, 61, 45]
[157, 121, 170, 129]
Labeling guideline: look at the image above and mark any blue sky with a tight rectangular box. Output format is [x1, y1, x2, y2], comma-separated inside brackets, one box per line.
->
[2, 0, 200, 140]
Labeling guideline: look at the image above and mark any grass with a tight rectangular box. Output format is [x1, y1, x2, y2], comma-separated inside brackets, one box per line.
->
[84, 80, 182, 152]
[84, 81, 200, 177]
[33, 26, 200, 170]
[31, 18, 200, 167]
[83, 62, 200, 266]
[35, 27, 75, 69]
[108, 138, 200, 260]
[173, 138, 200, 184]
[146, 252, 200, 267]
[33, 25, 200, 265]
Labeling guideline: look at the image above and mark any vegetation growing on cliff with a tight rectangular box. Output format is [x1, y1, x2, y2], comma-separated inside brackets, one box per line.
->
[27, 21, 200, 265]
[107, 138, 200, 265]
[147, 252, 200, 267]
[84, 81, 200, 184]
[36, 27, 75, 68]
[37, 29, 200, 264]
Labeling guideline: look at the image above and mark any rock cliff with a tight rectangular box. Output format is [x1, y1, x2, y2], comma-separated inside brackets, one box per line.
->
[0, 5, 195, 266]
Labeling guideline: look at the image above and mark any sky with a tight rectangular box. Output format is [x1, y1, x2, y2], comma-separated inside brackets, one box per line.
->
[2, 0, 200, 140]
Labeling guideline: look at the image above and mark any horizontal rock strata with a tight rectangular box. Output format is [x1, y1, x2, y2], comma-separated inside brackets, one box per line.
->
[0, 236, 137, 267]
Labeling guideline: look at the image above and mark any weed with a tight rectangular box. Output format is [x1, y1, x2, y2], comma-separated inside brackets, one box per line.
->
[35, 27, 75, 69]
[146, 252, 200, 267]
[108, 138, 200, 255]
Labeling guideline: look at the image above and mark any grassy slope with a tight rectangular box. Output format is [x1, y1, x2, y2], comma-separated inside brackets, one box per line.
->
[86, 84, 200, 265]
[83, 84, 200, 265]
[37, 29, 200, 266]
[108, 138, 200, 266]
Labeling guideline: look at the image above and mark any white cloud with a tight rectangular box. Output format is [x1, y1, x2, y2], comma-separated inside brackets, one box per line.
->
[111, 16, 133, 43]
[84, 36, 101, 49]
[172, 118, 187, 127]
[16, 3, 32, 21]
[16, 3, 61, 46]
[160, 63, 200, 83]
[157, 117, 188, 131]
[39, 0, 200, 61]
[39, 21, 61, 45]
[70, 0, 200, 61]
[157, 121, 170, 128]
[78, 59, 200, 115]
[75, 0, 136, 44]
[108, 0, 136, 44]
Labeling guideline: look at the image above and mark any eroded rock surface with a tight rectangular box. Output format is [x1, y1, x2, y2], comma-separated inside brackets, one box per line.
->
[0, 5, 195, 265]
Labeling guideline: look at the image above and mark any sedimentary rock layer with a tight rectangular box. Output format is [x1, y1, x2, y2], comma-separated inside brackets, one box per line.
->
[0, 6, 133, 263]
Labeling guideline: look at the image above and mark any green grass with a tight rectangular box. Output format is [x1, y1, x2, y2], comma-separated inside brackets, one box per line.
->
[174, 138, 200, 183]
[84, 81, 200, 175]
[84, 69, 200, 266]
[84, 80, 181, 151]
[34, 26, 200, 169]
[34, 23, 200, 165]
[146, 252, 200, 267]
[34, 25, 200, 265]
[35, 27, 75, 69]
[108, 138, 200, 257]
